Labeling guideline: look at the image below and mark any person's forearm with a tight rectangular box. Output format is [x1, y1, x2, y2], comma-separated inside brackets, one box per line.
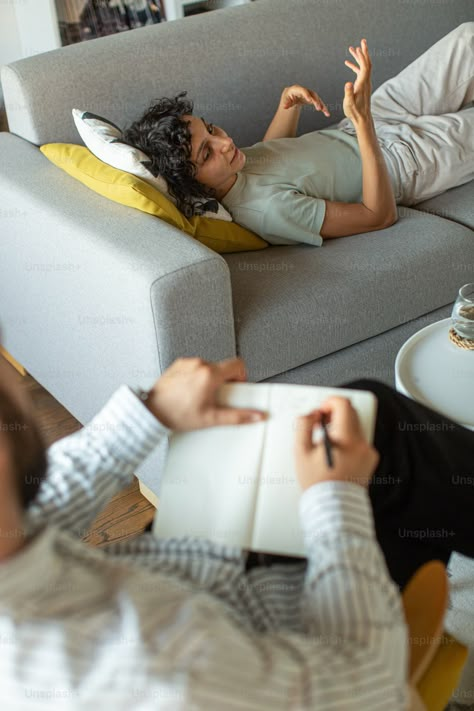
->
[355, 116, 397, 225]
[263, 103, 301, 141]
[189, 481, 408, 710]
[299, 481, 408, 697]
[25, 385, 169, 538]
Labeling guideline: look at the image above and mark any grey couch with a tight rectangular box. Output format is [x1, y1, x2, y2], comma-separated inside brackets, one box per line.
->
[0, 0, 473, 495]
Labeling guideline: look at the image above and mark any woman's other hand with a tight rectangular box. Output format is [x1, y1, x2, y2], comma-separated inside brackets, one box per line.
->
[343, 38, 373, 125]
[281, 85, 330, 117]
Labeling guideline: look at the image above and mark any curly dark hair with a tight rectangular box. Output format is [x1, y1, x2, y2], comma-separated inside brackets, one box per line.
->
[123, 92, 219, 218]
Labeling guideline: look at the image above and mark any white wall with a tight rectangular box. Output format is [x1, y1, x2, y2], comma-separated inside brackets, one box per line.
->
[0, 0, 61, 129]
[0, 4, 22, 68]
[14, 0, 61, 57]
[0, 4, 21, 129]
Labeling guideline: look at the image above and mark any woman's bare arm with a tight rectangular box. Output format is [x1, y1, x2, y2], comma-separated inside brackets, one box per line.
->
[354, 114, 397, 226]
[343, 39, 397, 225]
[320, 39, 397, 238]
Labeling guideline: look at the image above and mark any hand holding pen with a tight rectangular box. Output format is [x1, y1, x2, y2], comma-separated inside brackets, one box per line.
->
[294, 397, 380, 491]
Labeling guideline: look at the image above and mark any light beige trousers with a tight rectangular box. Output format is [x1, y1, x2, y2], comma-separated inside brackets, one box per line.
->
[337, 22, 474, 205]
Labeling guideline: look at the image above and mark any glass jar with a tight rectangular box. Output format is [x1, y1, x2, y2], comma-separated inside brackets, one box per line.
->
[452, 283, 474, 340]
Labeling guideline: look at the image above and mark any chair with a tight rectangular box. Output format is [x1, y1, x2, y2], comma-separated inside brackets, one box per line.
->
[402, 561, 468, 711]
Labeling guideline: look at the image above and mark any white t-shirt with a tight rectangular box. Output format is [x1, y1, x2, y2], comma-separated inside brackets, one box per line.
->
[222, 128, 363, 246]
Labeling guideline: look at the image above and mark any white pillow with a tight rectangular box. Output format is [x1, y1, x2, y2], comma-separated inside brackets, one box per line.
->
[72, 109, 232, 222]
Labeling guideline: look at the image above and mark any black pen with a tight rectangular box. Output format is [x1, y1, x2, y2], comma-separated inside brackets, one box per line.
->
[321, 413, 334, 468]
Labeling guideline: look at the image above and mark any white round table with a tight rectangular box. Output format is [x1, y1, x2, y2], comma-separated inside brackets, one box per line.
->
[395, 318, 474, 430]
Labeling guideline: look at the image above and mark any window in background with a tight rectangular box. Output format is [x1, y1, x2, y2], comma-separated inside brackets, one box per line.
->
[55, 0, 256, 43]
[164, 0, 253, 22]
[55, 0, 163, 45]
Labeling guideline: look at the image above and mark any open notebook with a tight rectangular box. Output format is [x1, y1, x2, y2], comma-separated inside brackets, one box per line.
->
[152, 383, 377, 557]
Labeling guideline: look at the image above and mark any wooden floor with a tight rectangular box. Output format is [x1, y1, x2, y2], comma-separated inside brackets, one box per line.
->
[1, 354, 155, 547]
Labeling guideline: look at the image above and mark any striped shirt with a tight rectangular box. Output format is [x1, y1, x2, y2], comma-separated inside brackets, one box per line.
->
[0, 385, 408, 709]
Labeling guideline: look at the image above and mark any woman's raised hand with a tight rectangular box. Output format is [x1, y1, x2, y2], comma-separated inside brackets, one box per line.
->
[281, 85, 330, 117]
[343, 38, 373, 125]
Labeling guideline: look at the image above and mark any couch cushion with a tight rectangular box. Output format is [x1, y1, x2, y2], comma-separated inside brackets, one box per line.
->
[413, 182, 474, 231]
[224, 209, 474, 381]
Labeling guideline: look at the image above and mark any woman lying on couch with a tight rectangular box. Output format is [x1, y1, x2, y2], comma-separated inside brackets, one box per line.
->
[123, 23, 474, 247]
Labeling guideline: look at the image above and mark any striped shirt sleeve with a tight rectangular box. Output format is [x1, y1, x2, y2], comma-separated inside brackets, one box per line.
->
[184, 482, 408, 710]
[25, 385, 169, 538]
[299, 481, 408, 706]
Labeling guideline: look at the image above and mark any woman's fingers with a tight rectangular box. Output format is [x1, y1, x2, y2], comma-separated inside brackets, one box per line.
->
[305, 90, 319, 109]
[309, 90, 330, 115]
[361, 39, 371, 65]
[344, 59, 359, 72]
[353, 47, 364, 63]
[295, 90, 329, 115]
[348, 42, 370, 71]
[305, 89, 319, 107]
[283, 87, 330, 116]
[345, 40, 372, 100]
[347, 48, 362, 74]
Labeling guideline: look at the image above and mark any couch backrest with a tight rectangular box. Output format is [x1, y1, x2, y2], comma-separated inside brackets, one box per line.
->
[1, 0, 471, 148]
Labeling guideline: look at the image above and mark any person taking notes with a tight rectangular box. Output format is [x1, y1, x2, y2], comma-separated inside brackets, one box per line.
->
[1, 351, 474, 708]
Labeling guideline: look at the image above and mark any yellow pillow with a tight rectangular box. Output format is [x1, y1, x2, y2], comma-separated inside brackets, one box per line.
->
[40, 143, 268, 254]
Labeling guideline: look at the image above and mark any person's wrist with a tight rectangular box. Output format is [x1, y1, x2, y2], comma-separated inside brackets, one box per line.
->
[132, 386, 152, 408]
[144, 386, 171, 428]
[280, 89, 301, 111]
[353, 113, 375, 133]
[134, 385, 174, 429]
[280, 101, 302, 113]
[300, 472, 370, 490]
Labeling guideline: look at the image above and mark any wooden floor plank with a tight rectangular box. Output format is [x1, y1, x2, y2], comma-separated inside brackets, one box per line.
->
[0, 355, 155, 544]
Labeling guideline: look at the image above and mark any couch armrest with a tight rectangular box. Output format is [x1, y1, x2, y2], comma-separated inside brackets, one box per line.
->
[0, 133, 236, 425]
